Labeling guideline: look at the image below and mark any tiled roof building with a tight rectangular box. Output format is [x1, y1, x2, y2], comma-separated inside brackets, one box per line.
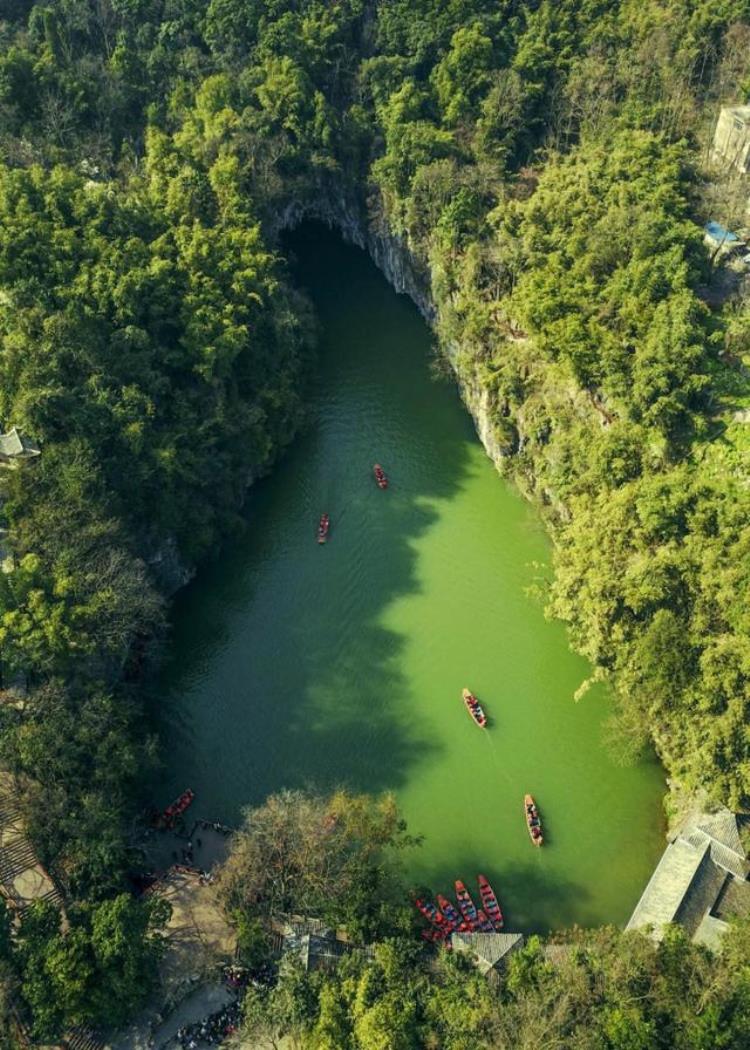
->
[450, 931, 524, 976]
[626, 808, 749, 947]
[0, 427, 40, 467]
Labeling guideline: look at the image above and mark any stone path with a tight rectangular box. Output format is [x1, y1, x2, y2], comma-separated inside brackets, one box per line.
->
[0, 770, 62, 909]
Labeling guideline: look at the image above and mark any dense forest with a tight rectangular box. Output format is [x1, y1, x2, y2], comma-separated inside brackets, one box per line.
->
[0, 0, 749, 1041]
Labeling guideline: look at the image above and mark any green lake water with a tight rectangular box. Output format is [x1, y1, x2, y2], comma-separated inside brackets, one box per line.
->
[156, 224, 665, 933]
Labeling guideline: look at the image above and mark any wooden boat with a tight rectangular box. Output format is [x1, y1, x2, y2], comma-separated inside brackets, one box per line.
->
[477, 874, 504, 930]
[436, 894, 464, 932]
[462, 688, 487, 728]
[317, 513, 330, 544]
[454, 879, 480, 927]
[475, 908, 495, 933]
[373, 463, 388, 489]
[524, 793, 543, 846]
[161, 788, 194, 828]
[414, 898, 447, 929]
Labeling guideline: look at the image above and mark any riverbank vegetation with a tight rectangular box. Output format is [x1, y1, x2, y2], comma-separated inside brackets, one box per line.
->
[1, 0, 750, 1039]
[216, 791, 750, 1049]
[214, 791, 750, 1048]
[239, 923, 750, 1049]
[217, 789, 417, 942]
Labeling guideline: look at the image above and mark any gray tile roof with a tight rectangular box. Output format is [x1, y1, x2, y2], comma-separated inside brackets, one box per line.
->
[278, 922, 373, 972]
[0, 427, 40, 460]
[626, 808, 749, 941]
[694, 809, 749, 879]
[298, 936, 367, 965]
[626, 838, 710, 935]
[451, 931, 524, 971]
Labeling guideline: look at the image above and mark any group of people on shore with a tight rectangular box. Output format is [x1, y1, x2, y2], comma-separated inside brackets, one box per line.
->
[174, 1000, 241, 1048]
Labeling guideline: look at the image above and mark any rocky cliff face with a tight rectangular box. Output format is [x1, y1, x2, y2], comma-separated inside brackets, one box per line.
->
[272, 186, 513, 475]
[273, 190, 434, 320]
[154, 187, 515, 596]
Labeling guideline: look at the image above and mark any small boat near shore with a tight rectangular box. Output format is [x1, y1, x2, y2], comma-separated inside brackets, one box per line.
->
[373, 463, 388, 489]
[415, 897, 446, 929]
[454, 879, 480, 927]
[436, 894, 464, 932]
[160, 788, 194, 828]
[462, 688, 487, 728]
[524, 793, 543, 846]
[477, 874, 504, 929]
[317, 513, 330, 544]
[418, 876, 503, 943]
[475, 908, 495, 933]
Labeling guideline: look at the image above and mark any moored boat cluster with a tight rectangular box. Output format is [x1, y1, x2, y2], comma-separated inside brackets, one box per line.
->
[416, 875, 504, 943]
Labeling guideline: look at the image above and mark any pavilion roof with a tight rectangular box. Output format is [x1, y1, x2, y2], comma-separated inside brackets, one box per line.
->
[451, 931, 524, 971]
[0, 427, 40, 460]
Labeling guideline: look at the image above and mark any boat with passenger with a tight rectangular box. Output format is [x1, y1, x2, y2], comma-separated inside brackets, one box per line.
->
[524, 793, 543, 846]
[477, 874, 504, 929]
[373, 463, 388, 489]
[462, 688, 487, 728]
[318, 513, 330, 544]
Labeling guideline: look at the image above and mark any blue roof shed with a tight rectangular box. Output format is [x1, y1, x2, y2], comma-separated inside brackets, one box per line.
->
[704, 220, 739, 244]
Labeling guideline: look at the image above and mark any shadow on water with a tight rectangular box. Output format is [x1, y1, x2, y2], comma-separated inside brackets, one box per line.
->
[155, 223, 474, 815]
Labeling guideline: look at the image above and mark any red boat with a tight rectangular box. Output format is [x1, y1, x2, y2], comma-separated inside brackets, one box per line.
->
[318, 513, 330, 544]
[477, 874, 504, 929]
[373, 463, 388, 489]
[462, 688, 487, 728]
[454, 880, 480, 927]
[475, 908, 495, 933]
[436, 894, 464, 932]
[524, 793, 543, 846]
[421, 927, 449, 943]
[414, 898, 447, 929]
[161, 788, 194, 828]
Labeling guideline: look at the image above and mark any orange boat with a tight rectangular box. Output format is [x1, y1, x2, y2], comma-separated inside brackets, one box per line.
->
[318, 513, 330, 544]
[462, 688, 487, 728]
[524, 793, 543, 846]
[373, 463, 388, 489]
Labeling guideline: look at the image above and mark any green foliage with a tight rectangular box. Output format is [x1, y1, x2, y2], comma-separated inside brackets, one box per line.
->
[238, 922, 750, 1048]
[233, 913, 273, 970]
[11, 894, 170, 1039]
[487, 924, 750, 1049]
[0, 132, 310, 888]
[242, 958, 321, 1048]
[218, 789, 417, 941]
[1, 0, 750, 1040]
